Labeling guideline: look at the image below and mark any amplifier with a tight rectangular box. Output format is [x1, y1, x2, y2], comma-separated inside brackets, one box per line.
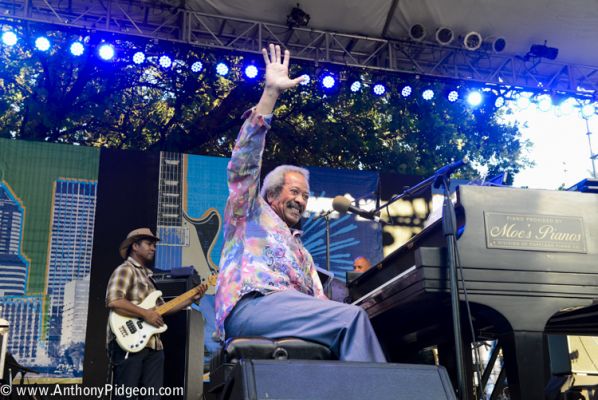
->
[153, 267, 201, 299]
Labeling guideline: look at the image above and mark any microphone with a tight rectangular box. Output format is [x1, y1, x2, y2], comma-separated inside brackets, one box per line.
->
[332, 196, 384, 224]
[433, 157, 469, 187]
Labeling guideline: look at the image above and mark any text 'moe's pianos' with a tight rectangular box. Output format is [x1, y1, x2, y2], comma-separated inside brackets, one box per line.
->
[348, 185, 598, 400]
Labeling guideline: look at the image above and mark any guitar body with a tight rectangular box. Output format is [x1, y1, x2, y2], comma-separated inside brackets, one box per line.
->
[109, 291, 168, 353]
[182, 208, 221, 295]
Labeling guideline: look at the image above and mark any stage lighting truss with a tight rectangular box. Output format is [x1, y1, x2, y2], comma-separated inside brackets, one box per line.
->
[3, 28, 597, 117]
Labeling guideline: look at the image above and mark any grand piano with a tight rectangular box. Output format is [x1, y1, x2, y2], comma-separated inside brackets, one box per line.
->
[348, 185, 598, 400]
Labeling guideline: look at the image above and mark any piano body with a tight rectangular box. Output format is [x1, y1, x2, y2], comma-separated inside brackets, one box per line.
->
[349, 185, 598, 400]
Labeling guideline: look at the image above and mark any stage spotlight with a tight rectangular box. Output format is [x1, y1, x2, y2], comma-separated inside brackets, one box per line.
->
[216, 62, 229, 76]
[244, 65, 259, 79]
[537, 94, 552, 112]
[422, 89, 434, 100]
[526, 43, 558, 60]
[1, 31, 18, 46]
[98, 43, 115, 60]
[350, 80, 362, 92]
[516, 94, 531, 110]
[300, 74, 310, 85]
[287, 5, 310, 28]
[373, 83, 386, 96]
[557, 98, 576, 116]
[467, 91, 483, 107]
[159, 55, 172, 68]
[486, 36, 506, 53]
[463, 32, 482, 51]
[409, 24, 426, 41]
[69, 41, 85, 56]
[401, 85, 412, 97]
[581, 103, 596, 119]
[35, 36, 51, 52]
[447, 90, 459, 102]
[494, 95, 506, 108]
[191, 61, 203, 73]
[132, 51, 145, 65]
[435, 27, 454, 46]
[321, 75, 336, 89]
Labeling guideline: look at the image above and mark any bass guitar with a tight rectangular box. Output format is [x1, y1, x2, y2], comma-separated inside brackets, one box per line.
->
[109, 275, 215, 352]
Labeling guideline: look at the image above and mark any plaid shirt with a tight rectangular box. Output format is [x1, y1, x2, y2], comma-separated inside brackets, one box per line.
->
[214, 109, 326, 340]
[106, 257, 165, 350]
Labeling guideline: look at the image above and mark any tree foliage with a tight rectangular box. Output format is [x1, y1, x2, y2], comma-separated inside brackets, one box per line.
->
[0, 26, 531, 180]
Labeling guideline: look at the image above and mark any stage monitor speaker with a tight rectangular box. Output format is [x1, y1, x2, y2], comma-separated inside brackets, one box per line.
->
[162, 309, 205, 400]
[226, 359, 456, 400]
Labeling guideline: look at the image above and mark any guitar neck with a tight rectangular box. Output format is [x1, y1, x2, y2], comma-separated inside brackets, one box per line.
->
[155, 286, 202, 315]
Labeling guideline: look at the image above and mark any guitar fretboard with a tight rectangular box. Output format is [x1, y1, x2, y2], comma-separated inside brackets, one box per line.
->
[156, 152, 188, 247]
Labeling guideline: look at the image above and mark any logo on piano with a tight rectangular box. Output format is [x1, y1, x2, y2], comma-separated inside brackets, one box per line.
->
[484, 212, 587, 253]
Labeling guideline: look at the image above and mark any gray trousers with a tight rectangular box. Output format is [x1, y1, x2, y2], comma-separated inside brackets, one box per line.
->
[224, 289, 386, 362]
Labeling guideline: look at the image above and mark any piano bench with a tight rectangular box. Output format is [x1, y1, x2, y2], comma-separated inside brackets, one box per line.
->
[206, 337, 334, 399]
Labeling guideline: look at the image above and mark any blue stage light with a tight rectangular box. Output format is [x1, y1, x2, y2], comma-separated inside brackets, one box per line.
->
[422, 89, 434, 100]
[494, 96, 505, 108]
[1, 31, 17, 46]
[581, 103, 596, 119]
[159, 55, 172, 68]
[373, 84, 386, 96]
[69, 42, 85, 56]
[558, 98, 576, 115]
[34, 37, 51, 52]
[244, 65, 259, 79]
[537, 95, 552, 112]
[191, 61, 203, 73]
[132, 52, 145, 65]
[401, 85, 412, 97]
[98, 44, 115, 60]
[447, 90, 459, 102]
[300, 74, 310, 85]
[322, 75, 336, 89]
[516, 94, 531, 110]
[467, 91, 483, 107]
[216, 62, 229, 76]
[350, 81, 362, 92]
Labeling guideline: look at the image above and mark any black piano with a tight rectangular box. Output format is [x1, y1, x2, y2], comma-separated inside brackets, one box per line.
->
[348, 185, 598, 400]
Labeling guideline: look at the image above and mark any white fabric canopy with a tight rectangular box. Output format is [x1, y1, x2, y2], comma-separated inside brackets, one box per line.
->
[190, 0, 598, 68]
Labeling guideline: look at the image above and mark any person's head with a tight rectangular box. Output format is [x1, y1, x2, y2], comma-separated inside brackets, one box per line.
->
[119, 228, 160, 266]
[261, 165, 310, 227]
[353, 256, 372, 273]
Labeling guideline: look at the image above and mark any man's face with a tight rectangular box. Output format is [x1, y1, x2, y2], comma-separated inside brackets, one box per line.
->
[353, 257, 372, 273]
[268, 172, 309, 227]
[131, 239, 156, 265]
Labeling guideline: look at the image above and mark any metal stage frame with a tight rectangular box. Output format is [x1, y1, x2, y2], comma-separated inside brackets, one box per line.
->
[1, 0, 598, 96]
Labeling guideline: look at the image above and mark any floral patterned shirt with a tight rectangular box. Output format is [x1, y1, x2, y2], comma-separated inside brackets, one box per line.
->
[214, 109, 326, 339]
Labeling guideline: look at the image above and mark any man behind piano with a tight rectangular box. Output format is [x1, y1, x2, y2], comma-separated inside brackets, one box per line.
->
[214, 44, 386, 362]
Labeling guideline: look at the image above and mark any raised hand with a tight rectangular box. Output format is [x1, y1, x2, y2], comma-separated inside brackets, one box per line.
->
[262, 43, 305, 94]
[256, 44, 304, 115]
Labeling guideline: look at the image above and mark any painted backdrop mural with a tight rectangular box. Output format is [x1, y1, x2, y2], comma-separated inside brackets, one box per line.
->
[0, 138, 99, 380]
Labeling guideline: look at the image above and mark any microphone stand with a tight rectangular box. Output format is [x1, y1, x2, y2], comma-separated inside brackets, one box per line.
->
[315, 209, 334, 298]
[370, 169, 469, 400]
[439, 174, 468, 400]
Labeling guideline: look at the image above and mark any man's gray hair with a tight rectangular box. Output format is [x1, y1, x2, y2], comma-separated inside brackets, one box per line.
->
[260, 165, 310, 201]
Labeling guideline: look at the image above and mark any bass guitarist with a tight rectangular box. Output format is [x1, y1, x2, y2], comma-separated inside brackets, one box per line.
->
[106, 227, 204, 400]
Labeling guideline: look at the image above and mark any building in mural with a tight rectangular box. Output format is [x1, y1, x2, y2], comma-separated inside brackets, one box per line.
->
[0, 295, 43, 365]
[45, 179, 97, 358]
[0, 183, 28, 297]
[60, 274, 90, 349]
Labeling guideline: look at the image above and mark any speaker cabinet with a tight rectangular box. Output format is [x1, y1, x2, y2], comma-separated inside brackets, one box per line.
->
[225, 359, 456, 400]
[162, 309, 205, 400]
